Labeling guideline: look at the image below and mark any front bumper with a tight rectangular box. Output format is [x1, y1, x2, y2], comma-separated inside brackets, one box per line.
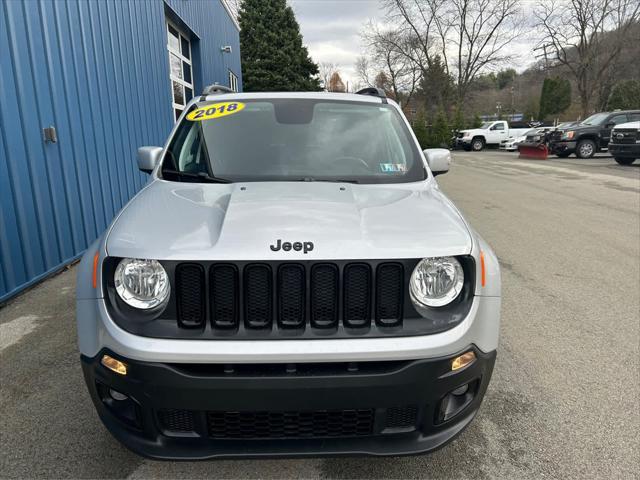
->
[608, 143, 640, 158]
[550, 140, 576, 154]
[82, 347, 496, 459]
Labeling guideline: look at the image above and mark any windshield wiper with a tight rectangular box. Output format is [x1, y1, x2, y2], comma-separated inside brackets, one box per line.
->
[162, 169, 232, 183]
[299, 177, 359, 184]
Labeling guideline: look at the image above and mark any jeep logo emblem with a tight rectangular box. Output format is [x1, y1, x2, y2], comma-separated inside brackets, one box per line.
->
[270, 239, 314, 254]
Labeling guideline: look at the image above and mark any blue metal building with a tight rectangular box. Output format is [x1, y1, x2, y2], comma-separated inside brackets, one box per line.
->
[0, 0, 242, 302]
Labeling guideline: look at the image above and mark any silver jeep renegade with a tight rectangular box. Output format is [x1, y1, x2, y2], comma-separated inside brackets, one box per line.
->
[76, 88, 500, 459]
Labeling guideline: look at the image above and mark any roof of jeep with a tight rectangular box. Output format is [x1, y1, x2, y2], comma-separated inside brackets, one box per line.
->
[195, 91, 387, 105]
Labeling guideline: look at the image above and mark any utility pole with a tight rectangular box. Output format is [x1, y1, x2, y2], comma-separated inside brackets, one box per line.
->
[533, 43, 553, 72]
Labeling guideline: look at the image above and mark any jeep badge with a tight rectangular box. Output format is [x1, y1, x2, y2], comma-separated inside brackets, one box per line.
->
[270, 239, 314, 254]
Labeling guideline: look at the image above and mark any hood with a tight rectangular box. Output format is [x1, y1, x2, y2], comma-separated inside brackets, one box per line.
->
[106, 180, 473, 261]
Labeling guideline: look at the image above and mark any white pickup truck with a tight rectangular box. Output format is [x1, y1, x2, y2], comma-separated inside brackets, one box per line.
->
[455, 121, 532, 151]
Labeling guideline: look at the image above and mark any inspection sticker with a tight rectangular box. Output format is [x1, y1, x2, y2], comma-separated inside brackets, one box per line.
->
[186, 101, 245, 121]
[380, 163, 407, 173]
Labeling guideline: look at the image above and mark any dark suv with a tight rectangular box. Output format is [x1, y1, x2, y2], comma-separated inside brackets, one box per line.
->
[549, 110, 640, 158]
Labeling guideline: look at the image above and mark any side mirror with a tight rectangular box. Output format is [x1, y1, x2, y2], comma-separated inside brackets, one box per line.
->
[137, 146, 163, 174]
[605, 122, 615, 129]
[423, 148, 451, 176]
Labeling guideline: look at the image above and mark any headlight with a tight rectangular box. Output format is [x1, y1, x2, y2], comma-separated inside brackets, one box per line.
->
[562, 131, 575, 140]
[410, 257, 464, 308]
[114, 258, 170, 309]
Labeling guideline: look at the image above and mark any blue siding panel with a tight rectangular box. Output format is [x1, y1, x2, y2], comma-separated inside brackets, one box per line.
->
[0, 0, 241, 302]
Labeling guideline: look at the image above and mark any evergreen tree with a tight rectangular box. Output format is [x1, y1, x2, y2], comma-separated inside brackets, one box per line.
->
[607, 80, 640, 110]
[472, 114, 483, 128]
[430, 109, 450, 148]
[239, 0, 321, 91]
[419, 55, 453, 115]
[411, 112, 429, 149]
[452, 106, 465, 132]
[538, 77, 571, 120]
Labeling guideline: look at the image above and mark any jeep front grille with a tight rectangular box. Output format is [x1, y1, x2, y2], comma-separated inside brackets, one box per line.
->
[174, 261, 406, 334]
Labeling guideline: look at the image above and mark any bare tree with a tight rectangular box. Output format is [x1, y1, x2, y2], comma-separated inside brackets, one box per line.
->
[318, 62, 339, 91]
[355, 56, 374, 87]
[383, 0, 523, 105]
[359, 23, 420, 106]
[535, 0, 640, 116]
[329, 72, 347, 92]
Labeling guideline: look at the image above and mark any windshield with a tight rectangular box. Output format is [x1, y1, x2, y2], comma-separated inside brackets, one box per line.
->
[480, 122, 492, 129]
[580, 113, 608, 126]
[162, 99, 426, 184]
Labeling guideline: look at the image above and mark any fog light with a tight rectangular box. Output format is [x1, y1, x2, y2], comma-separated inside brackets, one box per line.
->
[101, 355, 127, 375]
[451, 351, 476, 371]
[451, 384, 469, 396]
[109, 389, 128, 401]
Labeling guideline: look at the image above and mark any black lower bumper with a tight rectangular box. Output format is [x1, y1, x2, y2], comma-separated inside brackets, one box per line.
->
[608, 143, 640, 158]
[81, 347, 496, 459]
[550, 140, 577, 154]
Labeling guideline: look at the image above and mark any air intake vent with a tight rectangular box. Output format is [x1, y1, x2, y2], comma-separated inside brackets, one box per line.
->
[207, 409, 374, 439]
[210, 264, 239, 329]
[343, 263, 371, 328]
[175, 264, 205, 328]
[310, 264, 339, 328]
[278, 264, 305, 328]
[158, 409, 196, 433]
[384, 405, 418, 430]
[376, 263, 404, 327]
[244, 264, 273, 329]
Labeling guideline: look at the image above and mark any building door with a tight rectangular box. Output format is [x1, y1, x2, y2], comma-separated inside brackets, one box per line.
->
[166, 20, 194, 121]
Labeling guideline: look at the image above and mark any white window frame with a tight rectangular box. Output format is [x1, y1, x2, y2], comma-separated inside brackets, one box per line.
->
[166, 19, 194, 121]
[228, 69, 239, 92]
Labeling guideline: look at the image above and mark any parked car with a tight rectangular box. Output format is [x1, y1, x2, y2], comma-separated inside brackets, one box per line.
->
[499, 129, 538, 151]
[456, 121, 531, 151]
[549, 110, 640, 158]
[608, 121, 640, 165]
[76, 87, 501, 459]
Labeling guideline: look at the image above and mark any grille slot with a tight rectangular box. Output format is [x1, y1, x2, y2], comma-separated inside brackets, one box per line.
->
[207, 409, 374, 439]
[343, 263, 372, 328]
[278, 264, 305, 328]
[158, 409, 196, 433]
[310, 264, 339, 328]
[175, 264, 205, 328]
[244, 264, 273, 329]
[210, 264, 239, 329]
[376, 263, 404, 327]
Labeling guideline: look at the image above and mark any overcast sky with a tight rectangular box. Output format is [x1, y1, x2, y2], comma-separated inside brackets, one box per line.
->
[289, 0, 537, 89]
[289, 0, 384, 89]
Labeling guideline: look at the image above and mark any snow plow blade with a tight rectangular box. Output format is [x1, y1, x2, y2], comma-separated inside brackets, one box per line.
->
[518, 142, 548, 160]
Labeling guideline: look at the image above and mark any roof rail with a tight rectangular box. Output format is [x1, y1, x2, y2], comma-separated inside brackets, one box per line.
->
[202, 84, 234, 96]
[356, 87, 387, 103]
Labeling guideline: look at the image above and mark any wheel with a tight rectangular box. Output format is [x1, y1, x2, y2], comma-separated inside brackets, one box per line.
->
[614, 157, 636, 165]
[576, 139, 596, 158]
[556, 152, 571, 158]
[471, 138, 484, 151]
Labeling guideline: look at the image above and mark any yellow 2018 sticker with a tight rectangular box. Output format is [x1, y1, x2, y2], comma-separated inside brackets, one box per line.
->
[186, 101, 245, 121]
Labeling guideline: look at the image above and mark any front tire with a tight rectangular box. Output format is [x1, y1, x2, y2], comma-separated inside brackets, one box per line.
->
[614, 157, 636, 165]
[471, 138, 485, 151]
[576, 139, 596, 158]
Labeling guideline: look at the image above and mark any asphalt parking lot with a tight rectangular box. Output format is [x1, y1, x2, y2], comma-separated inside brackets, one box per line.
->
[1, 150, 639, 479]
